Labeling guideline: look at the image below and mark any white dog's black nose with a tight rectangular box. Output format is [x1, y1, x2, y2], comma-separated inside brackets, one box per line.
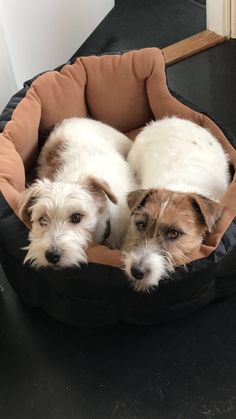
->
[45, 249, 61, 264]
[131, 265, 144, 280]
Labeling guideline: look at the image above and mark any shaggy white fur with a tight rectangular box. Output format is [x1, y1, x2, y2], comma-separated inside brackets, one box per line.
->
[128, 117, 230, 201]
[19, 118, 137, 269]
[122, 117, 230, 291]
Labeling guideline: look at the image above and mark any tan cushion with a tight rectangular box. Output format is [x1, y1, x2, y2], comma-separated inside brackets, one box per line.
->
[0, 47, 236, 268]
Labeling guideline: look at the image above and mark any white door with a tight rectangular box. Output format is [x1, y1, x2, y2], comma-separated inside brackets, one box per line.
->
[207, 0, 236, 38]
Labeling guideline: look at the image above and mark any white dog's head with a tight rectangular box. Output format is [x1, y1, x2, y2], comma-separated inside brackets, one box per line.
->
[122, 188, 222, 292]
[18, 178, 117, 269]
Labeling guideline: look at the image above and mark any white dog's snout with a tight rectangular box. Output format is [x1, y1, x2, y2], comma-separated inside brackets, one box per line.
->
[124, 244, 169, 292]
[45, 248, 62, 265]
[130, 264, 146, 280]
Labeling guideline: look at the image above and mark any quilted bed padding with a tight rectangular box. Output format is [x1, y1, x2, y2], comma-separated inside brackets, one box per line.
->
[1, 47, 236, 327]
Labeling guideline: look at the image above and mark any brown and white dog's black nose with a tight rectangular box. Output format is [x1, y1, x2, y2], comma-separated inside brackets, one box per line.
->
[45, 249, 61, 264]
[130, 265, 145, 280]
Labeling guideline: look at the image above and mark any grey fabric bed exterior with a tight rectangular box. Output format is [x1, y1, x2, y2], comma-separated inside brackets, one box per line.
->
[1, 48, 236, 327]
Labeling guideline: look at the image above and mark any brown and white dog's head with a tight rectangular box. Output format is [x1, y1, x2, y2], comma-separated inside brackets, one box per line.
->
[122, 188, 222, 292]
[18, 177, 117, 269]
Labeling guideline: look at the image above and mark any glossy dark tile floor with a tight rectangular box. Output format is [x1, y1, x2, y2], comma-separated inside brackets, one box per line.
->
[74, 0, 206, 56]
[167, 39, 236, 135]
[1, 1, 236, 418]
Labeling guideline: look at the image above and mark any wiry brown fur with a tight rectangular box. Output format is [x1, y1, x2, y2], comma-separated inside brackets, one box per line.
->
[37, 137, 65, 180]
[125, 189, 221, 265]
[134, 190, 210, 265]
[122, 189, 222, 292]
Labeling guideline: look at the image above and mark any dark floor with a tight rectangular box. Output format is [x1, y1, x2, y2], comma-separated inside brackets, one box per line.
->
[75, 0, 206, 56]
[1, 1, 236, 418]
[167, 40, 236, 135]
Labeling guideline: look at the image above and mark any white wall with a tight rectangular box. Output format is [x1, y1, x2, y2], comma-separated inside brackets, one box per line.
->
[0, 19, 17, 112]
[0, 0, 114, 111]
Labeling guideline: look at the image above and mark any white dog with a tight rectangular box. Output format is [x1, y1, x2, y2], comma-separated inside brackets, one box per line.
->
[19, 118, 136, 269]
[122, 117, 230, 292]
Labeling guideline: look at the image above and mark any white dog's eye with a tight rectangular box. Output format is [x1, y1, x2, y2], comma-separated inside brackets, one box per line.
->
[39, 216, 48, 227]
[166, 230, 183, 240]
[70, 213, 82, 224]
[135, 221, 147, 232]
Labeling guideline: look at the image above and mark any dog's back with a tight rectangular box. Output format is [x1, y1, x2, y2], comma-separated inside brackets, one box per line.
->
[37, 117, 137, 248]
[128, 117, 230, 201]
[38, 118, 131, 174]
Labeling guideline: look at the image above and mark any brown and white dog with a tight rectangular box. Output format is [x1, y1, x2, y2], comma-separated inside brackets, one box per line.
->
[19, 118, 137, 269]
[122, 117, 230, 292]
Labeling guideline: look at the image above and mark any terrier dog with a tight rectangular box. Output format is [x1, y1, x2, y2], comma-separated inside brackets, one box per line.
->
[122, 117, 230, 292]
[19, 117, 136, 269]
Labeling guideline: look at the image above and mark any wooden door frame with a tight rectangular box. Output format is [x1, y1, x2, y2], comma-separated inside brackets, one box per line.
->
[206, 0, 231, 37]
[230, 0, 236, 37]
[162, 0, 233, 66]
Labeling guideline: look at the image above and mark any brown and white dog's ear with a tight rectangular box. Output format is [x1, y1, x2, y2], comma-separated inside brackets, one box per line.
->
[191, 194, 223, 233]
[18, 183, 41, 226]
[85, 176, 117, 204]
[127, 189, 151, 214]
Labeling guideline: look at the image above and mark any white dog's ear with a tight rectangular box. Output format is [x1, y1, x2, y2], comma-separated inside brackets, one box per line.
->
[127, 189, 151, 214]
[18, 182, 41, 225]
[85, 176, 117, 204]
[190, 194, 223, 233]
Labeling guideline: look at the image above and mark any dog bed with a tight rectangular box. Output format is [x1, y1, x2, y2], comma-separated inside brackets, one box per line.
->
[1, 48, 236, 327]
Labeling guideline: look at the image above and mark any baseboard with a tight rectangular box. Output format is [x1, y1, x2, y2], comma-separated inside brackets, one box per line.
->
[162, 29, 226, 66]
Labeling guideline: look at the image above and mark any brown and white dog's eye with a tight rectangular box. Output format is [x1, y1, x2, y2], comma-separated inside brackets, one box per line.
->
[166, 230, 183, 240]
[39, 217, 48, 227]
[135, 221, 147, 232]
[70, 213, 82, 224]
